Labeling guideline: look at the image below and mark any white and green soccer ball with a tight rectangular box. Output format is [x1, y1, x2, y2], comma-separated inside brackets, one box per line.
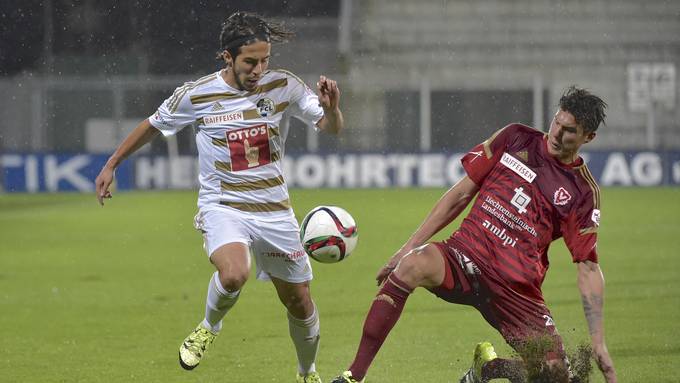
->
[299, 206, 359, 263]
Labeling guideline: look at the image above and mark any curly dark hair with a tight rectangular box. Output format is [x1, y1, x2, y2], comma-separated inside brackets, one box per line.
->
[558, 86, 608, 133]
[216, 11, 294, 61]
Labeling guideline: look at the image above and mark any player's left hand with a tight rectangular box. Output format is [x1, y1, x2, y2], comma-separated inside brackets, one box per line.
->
[317, 75, 340, 111]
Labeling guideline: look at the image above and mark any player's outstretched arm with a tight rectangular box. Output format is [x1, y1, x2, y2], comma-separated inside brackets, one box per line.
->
[376, 176, 479, 284]
[95, 119, 160, 206]
[315, 75, 343, 134]
[577, 260, 617, 383]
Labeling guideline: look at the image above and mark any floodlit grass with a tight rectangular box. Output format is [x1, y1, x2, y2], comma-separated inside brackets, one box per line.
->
[0, 187, 678, 382]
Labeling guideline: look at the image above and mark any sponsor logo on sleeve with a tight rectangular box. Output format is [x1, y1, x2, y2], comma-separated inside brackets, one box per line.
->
[591, 209, 601, 226]
[501, 153, 536, 183]
[553, 187, 572, 206]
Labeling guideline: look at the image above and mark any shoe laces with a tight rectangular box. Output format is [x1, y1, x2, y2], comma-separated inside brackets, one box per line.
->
[301, 372, 322, 383]
[186, 328, 215, 354]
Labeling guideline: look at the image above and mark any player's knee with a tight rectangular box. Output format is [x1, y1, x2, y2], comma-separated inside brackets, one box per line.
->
[394, 244, 440, 286]
[282, 288, 313, 317]
[217, 270, 249, 291]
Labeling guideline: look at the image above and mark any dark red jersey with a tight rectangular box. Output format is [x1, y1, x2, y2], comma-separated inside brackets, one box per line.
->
[451, 123, 601, 301]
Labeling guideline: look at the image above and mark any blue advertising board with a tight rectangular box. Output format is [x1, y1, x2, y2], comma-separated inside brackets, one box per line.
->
[2, 151, 680, 193]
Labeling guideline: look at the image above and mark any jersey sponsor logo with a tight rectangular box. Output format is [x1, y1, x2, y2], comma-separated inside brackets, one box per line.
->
[591, 209, 601, 226]
[510, 186, 531, 214]
[226, 124, 271, 171]
[204, 111, 244, 125]
[553, 187, 572, 206]
[263, 250, 306, 262]
[256, 97, 275, 117]
[501, 153, 536, 183]
[481, 195, 538, 237]
[482, 219, 518, 247]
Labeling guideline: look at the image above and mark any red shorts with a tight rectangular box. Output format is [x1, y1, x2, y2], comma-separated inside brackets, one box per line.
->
[430, 240, 566, 360]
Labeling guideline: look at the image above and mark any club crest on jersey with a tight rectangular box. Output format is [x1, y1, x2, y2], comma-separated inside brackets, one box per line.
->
[256, 98, 275, 117]
[553, 187, 572, 206]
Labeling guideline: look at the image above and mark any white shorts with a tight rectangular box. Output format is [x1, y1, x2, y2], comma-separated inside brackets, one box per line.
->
[193, 206, 312, 283]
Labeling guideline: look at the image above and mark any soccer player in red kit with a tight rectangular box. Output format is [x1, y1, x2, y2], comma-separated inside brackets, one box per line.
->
[331, 86, 617, 383]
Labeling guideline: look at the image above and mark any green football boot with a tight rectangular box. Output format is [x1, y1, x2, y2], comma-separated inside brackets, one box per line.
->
[330, 371, 364, 383]
[178, 323, 218, 370]
[459, 341, 498, 383]
[296, 371, 322, 383]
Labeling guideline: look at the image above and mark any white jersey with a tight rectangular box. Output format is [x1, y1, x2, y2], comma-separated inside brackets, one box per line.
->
[149, 69, 324, 220]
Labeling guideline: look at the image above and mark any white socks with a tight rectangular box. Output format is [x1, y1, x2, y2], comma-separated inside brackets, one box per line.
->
[288, 304, 320, 375]
[202, 271, 240, 333]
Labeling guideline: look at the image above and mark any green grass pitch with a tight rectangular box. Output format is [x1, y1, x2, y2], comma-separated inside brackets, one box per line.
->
[1, 187, 678, 382]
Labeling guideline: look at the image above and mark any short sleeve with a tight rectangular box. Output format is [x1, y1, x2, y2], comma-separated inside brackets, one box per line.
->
[286, 73, 324, 126]
[561, 193, 600, 263]
[461, 125, 515, 185]
[148, 84, 197, 136]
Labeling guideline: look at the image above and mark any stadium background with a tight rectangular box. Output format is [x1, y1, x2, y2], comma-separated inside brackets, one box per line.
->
[1, 0, 680, 191]
[1, 1, 679, 382]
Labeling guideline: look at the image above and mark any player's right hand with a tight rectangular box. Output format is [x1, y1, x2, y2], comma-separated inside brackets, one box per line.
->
[376, 248, 410, 285]
[375, 264, 395, 286]
[593, 343, 617, 382]
[95, 166, 115, 206]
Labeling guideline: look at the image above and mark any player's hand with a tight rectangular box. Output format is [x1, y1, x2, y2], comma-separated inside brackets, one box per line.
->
[316, 75, 340, 111]
[593, 343, 617, 383]
[376, 264, 396, 286]
[95, 166, 115, 206]
[376, 248, 410, 285]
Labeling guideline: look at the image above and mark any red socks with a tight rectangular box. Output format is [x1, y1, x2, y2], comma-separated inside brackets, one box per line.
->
[348, 275, 413, 380]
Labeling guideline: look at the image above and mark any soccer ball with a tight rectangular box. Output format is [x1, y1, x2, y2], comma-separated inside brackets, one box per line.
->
[299, 206, 358, 263]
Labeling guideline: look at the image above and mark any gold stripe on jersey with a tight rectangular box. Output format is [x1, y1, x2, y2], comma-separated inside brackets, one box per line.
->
[220, 175, 285, 192]
[242, 109, 261, 120]
[214, 151, 280, 174]
[215, 161, 232, 172]
[577, 166, 601, 209]
[579, 227, 598, 235]
[219, 199, 291, 212]
[212, 137, 228, 147]
[274, 101, 289, 113]
[268, 125, 280, 137]
[190, 78, 288, 104]
[169, 74, 215, 113]
[482, 127, 506, 159]
[242, 102, 290, 120]
[270, 69, 307, 89]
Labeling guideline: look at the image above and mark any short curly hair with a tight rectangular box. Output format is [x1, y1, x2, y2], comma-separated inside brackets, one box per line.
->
[216, 11, 293, 61]
[558, 86, 608, 133]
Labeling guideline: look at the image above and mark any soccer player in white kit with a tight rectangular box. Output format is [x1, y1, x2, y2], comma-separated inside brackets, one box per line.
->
[94, 12, 344, 383]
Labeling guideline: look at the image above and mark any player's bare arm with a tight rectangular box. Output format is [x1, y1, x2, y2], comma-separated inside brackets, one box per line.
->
[95, 119, 160, 206]
[376, 176, 479, 284]
[577, 260, 618, 382]
[315, 75, 343, 134]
